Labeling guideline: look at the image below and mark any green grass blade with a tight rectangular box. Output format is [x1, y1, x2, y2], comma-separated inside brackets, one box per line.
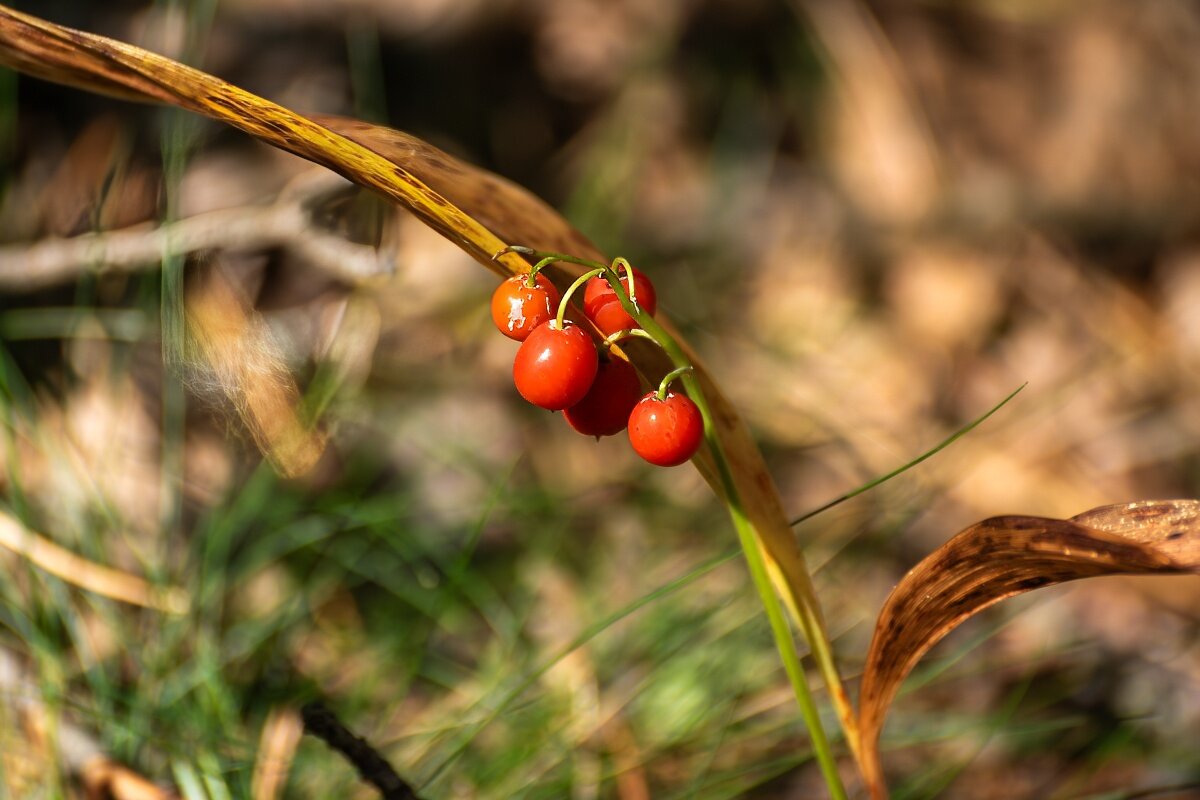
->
[416, 548, 741, 790]
[790, 383, 1026, 527]
[172, 761, 211, 800]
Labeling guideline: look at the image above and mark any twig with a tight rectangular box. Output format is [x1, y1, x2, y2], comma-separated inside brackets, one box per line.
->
[0, 171, 389, 291]
[300, 702, 419, 800]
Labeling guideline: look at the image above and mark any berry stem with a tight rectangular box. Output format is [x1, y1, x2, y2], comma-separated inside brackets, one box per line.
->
[556, 267, 606, 329]
[656, 365, 692, 400]
[597, 258, 852, 799]
[498, 247, 857, 795]
[526, 255, 559, 288]
[494, 246, 612, 290]
[497, 248, 642, 307]
[496, 246, 608, 272]
[601, 328, 657, 349]
[611, 257, 637, 309]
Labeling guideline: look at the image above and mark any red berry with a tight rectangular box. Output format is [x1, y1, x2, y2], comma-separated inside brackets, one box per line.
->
[563, 356, 643, 438]
[491, 274, 560, 341]
[627, 391, 703, 467]
[583, 268, 657, 336]
[513, 321, 598, 410]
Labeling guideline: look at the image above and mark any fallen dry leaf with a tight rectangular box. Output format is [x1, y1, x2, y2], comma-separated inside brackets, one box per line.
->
[82, 758, 178, 800]
[859, 499, 1200, 798]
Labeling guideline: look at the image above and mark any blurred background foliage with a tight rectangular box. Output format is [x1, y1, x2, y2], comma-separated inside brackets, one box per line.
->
[0, 0, 1198, 797]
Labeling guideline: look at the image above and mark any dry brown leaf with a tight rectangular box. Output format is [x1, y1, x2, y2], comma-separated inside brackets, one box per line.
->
[0, 2, 856, 764]
[82, 758, 178, 800]
[791, 0, 940, 223]
[39, 114, 126, 236]
[859, 499, 1200, 798]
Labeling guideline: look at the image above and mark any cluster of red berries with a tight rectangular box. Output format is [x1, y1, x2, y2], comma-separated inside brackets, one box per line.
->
[490, 261, 703, 467]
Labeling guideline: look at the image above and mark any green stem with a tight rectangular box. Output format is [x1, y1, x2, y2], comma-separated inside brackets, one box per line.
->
[612, 256, 638, 309]
[656, 365, 692, 400]
[601, 265, 848, 799]
[602, 328, 657, 349]
[729, 494, 848, 799]
[506, 247, 852, 797]
[497, 246, 608, 272]
[556, 268, 605, 329]
[526, 255, 558, 287]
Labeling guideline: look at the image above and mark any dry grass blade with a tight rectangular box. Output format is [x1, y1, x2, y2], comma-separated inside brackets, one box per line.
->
[82, 759, 178, 800]
[858, 499, 1200, 798]
[1, 649, 176, 799]
[0, 1, 857, 773]
[0, 170, 386, 291]
[186, 264, 327, 478]
[250, 707, 303, 800]
[0, 511, 188, 614]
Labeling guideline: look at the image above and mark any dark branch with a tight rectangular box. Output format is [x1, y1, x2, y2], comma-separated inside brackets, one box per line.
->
[301, 701, 420, 800]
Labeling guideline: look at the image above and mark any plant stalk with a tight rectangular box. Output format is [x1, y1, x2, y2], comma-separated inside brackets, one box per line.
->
[508, 249, 859, 795]
[600, 262, 850, 798]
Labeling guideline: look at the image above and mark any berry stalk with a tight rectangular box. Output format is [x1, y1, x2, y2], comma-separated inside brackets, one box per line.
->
[611, 257, 638, 309]
[599, 266, 850, 798]
[655, 365, 692, 401]
[602, 328, 656, 349]
[555, 267, 606, 329]
[526, 254, 561, 288]
[501, 246, 857, 797]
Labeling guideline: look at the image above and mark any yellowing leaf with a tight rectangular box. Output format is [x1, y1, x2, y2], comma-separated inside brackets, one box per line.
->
[0, 2, 858, 769]
[0, 5, 522, 275]
[313, 114, 601, 262]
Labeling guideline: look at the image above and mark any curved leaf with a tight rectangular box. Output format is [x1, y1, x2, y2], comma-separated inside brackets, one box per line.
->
[859, 499, 1200, 798]
[0, 2, 858, 765]
[313, 116, 859, 761]
[316, 114, 863, 755]
[0, 5, 519, 275]
[312, 114, 600, 261]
